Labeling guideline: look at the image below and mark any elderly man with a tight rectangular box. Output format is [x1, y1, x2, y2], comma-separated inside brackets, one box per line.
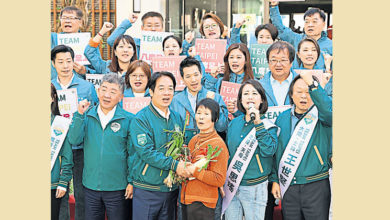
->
[51, 44, 98, 220]
[269, 0, 332, 70]
[130, 71, 189, 220]
[51, 6, 97, 79]
[67, 73, 134, 220]
[270, 71, 332, 220]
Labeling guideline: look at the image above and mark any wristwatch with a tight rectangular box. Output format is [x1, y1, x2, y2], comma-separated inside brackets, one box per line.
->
[308, 80, 319, 91]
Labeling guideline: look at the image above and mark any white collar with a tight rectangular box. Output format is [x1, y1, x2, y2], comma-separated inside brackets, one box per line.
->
[57, 75, 74, 90]
[270, 72, 293, 85]
[152, 102, 170, 119]
[97, 104, 117, 130]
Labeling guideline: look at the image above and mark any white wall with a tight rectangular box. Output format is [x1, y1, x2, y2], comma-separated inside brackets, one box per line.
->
[116, 0, 166, 39]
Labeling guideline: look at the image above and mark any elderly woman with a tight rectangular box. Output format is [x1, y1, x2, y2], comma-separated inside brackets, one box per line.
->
[224, 79, 278, 220]
[51, 83, 73, 220]
[181, 98, 229, 220]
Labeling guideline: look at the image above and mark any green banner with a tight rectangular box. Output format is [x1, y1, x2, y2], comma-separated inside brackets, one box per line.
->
[250, 44, 270, 79]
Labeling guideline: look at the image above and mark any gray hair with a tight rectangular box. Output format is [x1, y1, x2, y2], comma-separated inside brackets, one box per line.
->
[102, 73, 125, 94]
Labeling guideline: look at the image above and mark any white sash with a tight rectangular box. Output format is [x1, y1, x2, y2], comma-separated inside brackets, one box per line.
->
[50, 116, 72, 171]
[222, 119, 277, 215]
[278, 106, 318, 198]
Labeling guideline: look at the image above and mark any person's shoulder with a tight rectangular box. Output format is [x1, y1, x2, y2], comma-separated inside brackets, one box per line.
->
[172, 90, 186, 101]
[118, 106, 135, 119]
[275, 109, 290, 125]
[229, 115, 244, 127]
[135, 105, 151, 119]
[259, 71, 271, 83]
[170, 108, 183, 121]
[75, 76, 94, 87]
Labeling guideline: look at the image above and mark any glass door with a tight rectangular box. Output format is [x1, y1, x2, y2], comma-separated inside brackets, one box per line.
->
[166, 0, 184, 39]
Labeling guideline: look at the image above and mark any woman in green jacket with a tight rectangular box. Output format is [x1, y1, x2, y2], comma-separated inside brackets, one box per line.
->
[51, 83, 73, 220]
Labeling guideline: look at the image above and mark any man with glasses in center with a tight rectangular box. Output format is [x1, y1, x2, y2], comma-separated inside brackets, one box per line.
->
[259, 41, 298, 107]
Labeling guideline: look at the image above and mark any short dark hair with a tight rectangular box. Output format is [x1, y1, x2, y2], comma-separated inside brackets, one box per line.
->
[304, 8, 326, 22]
[255, 23, 278, 41]
[108, 35, 138, 73]
[266, 41, 295, 63]
[179, 57, 201, 78]
[196, 98, 220, 123]
[162, 35, 182, 50]
[60, 6, 83, 18]
[237, 79, 268, 115]
[296, 38, 321, 67]
[51, 45, 75, 62]
[51, 83, 61, 116]
[288, 74, 320, 104]
[141, 11, 164, 23]
[148, 71, 176, 92]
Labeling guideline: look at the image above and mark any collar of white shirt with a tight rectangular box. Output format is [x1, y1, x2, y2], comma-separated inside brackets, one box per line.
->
[270, 71, 293, 85]
[97, 104, 117, 130]
[187, 88, 198, 113]
[57, 75, 74, 90]
[152, 102, 170, 120]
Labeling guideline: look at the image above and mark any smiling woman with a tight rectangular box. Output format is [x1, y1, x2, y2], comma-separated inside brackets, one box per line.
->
[224, 79, 278, 220]
[84, 22, 138, 76]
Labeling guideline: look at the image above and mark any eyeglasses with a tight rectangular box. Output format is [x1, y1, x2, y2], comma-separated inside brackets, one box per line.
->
[60, 16, 80, 21]
[269, 59, 290, 66]
[130, 74, 146, 79]
[203, 24, 218, 30]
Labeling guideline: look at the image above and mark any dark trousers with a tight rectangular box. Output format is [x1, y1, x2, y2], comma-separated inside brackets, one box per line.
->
[73, 149, 85, 220]
[52, 189, 65, 220]
[282, 178, 331, 220]
[178, 186, 222, 220]
[182, 202, 215, 220]
[59, 190, 70, 220]
[133, 187, 178, 220]
[84, 186, 129, 220]
[264, 182, 276, 220]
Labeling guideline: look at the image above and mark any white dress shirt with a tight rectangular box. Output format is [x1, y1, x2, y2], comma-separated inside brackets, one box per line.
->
[57, 75, 74, 90]
[187, 88, 198, 113]
[152, 102, 170, 120]
[97, 105, 117, 130]
[270, 72, 293, 106]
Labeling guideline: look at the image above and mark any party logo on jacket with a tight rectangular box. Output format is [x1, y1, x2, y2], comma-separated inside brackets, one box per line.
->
[111, 122, 121, 132]
[137, 134, 147, 146]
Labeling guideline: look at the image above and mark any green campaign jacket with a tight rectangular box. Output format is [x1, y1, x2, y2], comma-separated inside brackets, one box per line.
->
[270, 86, 332, 185]
[68, 106, 134, 191]
[129, 104, 184, 192]
[226, 115, 278, 186]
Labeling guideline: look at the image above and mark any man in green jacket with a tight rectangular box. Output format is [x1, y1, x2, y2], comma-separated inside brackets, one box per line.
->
[130, 71, 189, 220]
[68, 73, 134, 220]
[270, 71, 332, 220]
